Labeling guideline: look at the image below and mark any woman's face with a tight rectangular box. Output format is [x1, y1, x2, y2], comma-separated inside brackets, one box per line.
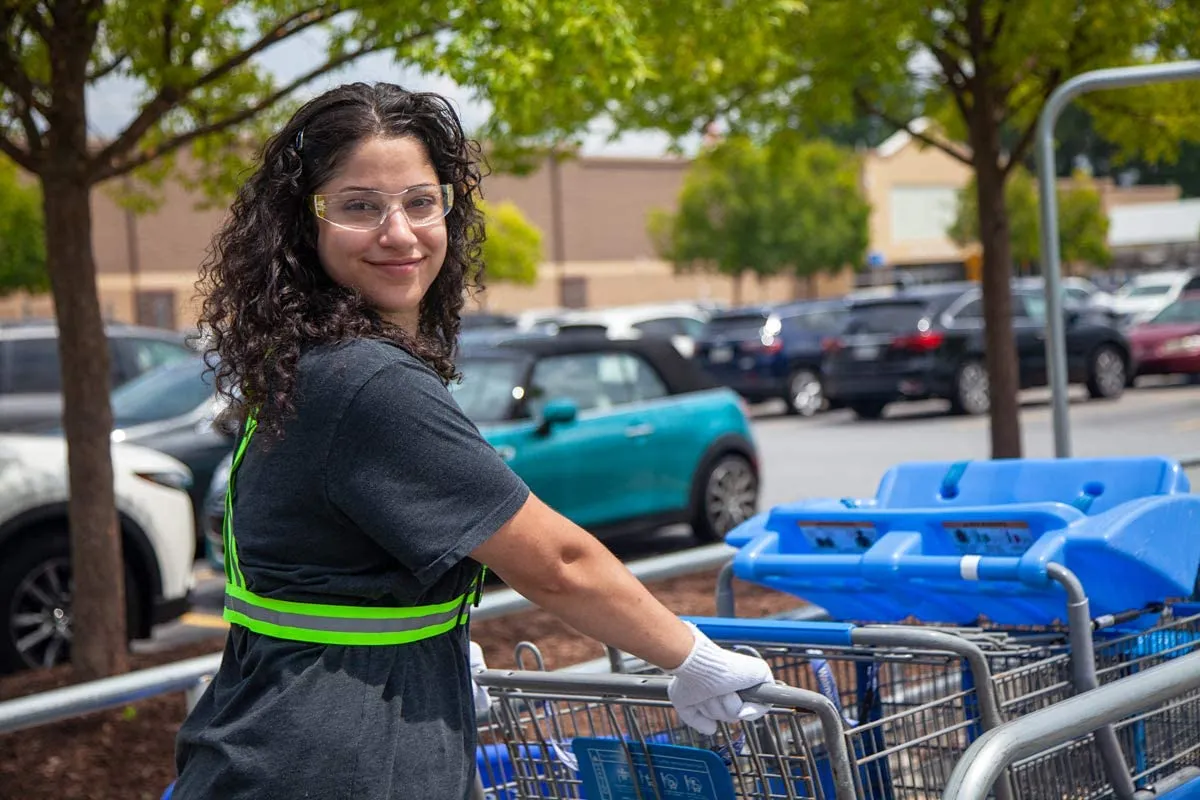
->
[314, 136, 449, 333]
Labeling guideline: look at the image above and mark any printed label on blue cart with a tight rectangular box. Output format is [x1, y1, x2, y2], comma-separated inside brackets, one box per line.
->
[572, 738, 736, 800]
[942, 521, 1033, 555]
[796, 521, 879, 552]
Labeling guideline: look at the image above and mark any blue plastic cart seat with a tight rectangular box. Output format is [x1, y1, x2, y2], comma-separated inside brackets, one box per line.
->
[726, 457, 1200, 627]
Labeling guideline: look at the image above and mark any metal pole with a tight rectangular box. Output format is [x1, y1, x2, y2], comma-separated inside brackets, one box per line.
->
[1036, 60, 1200, 457]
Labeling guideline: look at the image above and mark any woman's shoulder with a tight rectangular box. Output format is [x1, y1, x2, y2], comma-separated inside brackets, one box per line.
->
[299, 338, 438, 385]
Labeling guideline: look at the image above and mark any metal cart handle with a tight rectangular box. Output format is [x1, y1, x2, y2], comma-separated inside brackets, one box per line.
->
[942, 649, 1200, 800]
[476, 669, 858, 800]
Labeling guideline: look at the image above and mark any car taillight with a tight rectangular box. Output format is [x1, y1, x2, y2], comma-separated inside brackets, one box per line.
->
[821, 337, 844, 354]
[745, 335, 783, 354]
[891, 331, 945, 352]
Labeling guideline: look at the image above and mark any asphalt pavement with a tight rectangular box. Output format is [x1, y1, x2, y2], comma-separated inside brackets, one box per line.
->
[140, 377, 1200, 654]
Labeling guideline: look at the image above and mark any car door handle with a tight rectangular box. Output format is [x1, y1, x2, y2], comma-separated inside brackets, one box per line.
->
[624, 423, 655, 438]
[494, 445, 516, 461]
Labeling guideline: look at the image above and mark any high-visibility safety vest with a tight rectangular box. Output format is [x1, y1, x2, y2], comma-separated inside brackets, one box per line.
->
[222, 412, 485, 645]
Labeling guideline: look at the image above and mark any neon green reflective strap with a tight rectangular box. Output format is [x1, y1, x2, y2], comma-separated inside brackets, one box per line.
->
[223, 413, 258, 589]
[223, 581, 477, 645]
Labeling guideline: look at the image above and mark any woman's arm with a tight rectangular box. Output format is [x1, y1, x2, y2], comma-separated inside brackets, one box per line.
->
[470, 492, 695, 670]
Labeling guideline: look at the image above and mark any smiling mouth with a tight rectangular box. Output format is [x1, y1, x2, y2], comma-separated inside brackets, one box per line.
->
[367, 258, 424, 275]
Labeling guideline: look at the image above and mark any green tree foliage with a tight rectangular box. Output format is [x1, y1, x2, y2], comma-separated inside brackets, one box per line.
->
[950, 167, 1110, 272]
[0, 0, 664, 679]
[613, 0, 1200, 457]
[480, 200, 541, 286]
[0, 157, 47, 296]
[650, 135, 868, 300]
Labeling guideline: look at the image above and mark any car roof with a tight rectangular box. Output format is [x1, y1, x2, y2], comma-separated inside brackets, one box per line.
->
[459, 334, 719, 394]
[847, 281, 975, 308]
[0, 320, 192, 342]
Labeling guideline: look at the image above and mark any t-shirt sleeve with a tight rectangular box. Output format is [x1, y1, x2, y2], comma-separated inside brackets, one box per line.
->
[325, 356, 530, 587]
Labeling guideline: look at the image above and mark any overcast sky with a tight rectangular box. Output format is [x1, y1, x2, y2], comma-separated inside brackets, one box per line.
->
[84, 29, 700, 159]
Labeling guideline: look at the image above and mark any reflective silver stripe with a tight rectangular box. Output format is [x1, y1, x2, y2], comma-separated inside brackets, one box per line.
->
[224, 594, 463, 634]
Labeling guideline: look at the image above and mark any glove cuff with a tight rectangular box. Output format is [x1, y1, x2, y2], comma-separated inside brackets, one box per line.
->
[667, 621, 734, 692]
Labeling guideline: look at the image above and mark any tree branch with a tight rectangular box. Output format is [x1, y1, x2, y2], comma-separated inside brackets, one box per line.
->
[0, 31, 50, 118]
[986, 3, 1008, 48]
[1001, 69, 1065, 177]
[927, 44, 973, 121]
[853, 88, 973, 166]
[87, 52, 128, 82]
[0, 130, 34, 171]
[95, 4, 342, 169]
[92, 39, 408, 182]
[19, 5, 50, 42]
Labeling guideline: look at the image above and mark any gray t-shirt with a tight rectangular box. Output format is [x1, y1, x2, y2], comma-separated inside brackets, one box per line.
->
[173, 339, 530, 800]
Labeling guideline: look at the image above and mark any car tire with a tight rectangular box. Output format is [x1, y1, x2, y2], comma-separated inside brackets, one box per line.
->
[949, 359, 990, 416]
[1086, 344, 1127, 400]
[848, 400, 888, 420]
[0, 529, 144, 674]
[690, 452, 758, 543]
[783, 369, 824, 417]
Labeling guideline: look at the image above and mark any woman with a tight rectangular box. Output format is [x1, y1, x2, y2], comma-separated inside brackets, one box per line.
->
[173, 82, 773, 800]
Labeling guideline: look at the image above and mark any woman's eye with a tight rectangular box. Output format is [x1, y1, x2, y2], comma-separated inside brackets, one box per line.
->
[343, 200, 379, 212]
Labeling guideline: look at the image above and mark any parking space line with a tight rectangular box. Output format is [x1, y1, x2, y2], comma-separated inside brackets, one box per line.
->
[181, 611, 229, 630]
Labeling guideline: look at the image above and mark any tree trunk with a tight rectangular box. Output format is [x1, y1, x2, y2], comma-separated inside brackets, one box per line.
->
[42, 1, 128, 680]
[972, 133, 1023, 459]
[731, 271, 743, 305]
[42, 171, 128, 681]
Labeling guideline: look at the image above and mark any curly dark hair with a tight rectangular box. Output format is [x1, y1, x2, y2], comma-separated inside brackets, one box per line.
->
[196, 82, 486, 438]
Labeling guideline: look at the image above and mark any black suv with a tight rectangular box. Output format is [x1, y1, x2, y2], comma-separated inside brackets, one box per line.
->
[823, 282, 1131, 419]
[0, 321, 196, 431]
[695, 300, 848, 416]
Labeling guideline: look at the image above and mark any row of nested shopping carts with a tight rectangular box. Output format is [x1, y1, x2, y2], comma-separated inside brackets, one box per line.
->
[470, 457, 1200, 800]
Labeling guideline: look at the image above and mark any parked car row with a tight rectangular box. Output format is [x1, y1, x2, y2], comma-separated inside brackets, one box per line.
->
[202, 335, 761, 576]
[692, 279, 1200, 421]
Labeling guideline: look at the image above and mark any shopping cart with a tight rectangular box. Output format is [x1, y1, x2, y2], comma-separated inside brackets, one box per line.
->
[473, 669, 858, 800]
[708, 456, 1200, 799]
[944, 648, 1200, 800]
[585, 608, 1200, 800]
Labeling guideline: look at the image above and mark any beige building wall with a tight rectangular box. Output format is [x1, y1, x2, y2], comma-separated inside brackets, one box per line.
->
[5, 128, 1177, 329]
[861, 129, 975, 268]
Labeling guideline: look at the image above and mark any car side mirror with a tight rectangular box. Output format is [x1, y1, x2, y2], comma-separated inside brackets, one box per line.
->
[536, 397, 578, 436]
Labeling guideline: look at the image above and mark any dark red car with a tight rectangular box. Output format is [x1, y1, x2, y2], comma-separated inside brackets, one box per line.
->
[1130, 292, 1200, 378]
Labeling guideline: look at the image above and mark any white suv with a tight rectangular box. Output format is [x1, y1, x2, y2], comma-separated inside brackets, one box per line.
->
[0, 434, 195, 673]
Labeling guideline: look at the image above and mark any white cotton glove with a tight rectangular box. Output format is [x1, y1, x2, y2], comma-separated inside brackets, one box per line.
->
[469, 641, 492, 715]
[667, 622, 775, 735]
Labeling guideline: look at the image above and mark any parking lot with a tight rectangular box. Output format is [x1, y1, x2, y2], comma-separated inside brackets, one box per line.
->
[145, 376, 1200, 653]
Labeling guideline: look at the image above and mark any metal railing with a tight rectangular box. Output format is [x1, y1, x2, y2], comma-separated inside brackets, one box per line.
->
[4, 455, 1199, 738]
[0, 542, 766, 735]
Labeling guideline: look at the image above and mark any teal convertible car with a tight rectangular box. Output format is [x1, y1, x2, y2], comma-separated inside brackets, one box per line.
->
[451, 335, 760, 542]
[203, 335, 759, 570]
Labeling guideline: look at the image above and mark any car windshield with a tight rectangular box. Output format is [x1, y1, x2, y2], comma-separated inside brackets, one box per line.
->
[1120, 283, 1174, 298]
[448, 357, 526, 423]
[702, 312, 769, 340]
[843, 301, 930, 334]
[110, 357, 214, 426]
[1150, 297, 1200, 324]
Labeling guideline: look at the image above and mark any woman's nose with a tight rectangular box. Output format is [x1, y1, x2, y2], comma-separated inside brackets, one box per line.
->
[378, 208, 419, 245]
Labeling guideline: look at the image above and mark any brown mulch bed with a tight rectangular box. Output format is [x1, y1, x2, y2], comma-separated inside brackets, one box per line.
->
[0, 570, 803, 800]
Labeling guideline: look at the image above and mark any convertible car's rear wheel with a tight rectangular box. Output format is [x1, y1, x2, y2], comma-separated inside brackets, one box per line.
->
[691, 453, 758, 543]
